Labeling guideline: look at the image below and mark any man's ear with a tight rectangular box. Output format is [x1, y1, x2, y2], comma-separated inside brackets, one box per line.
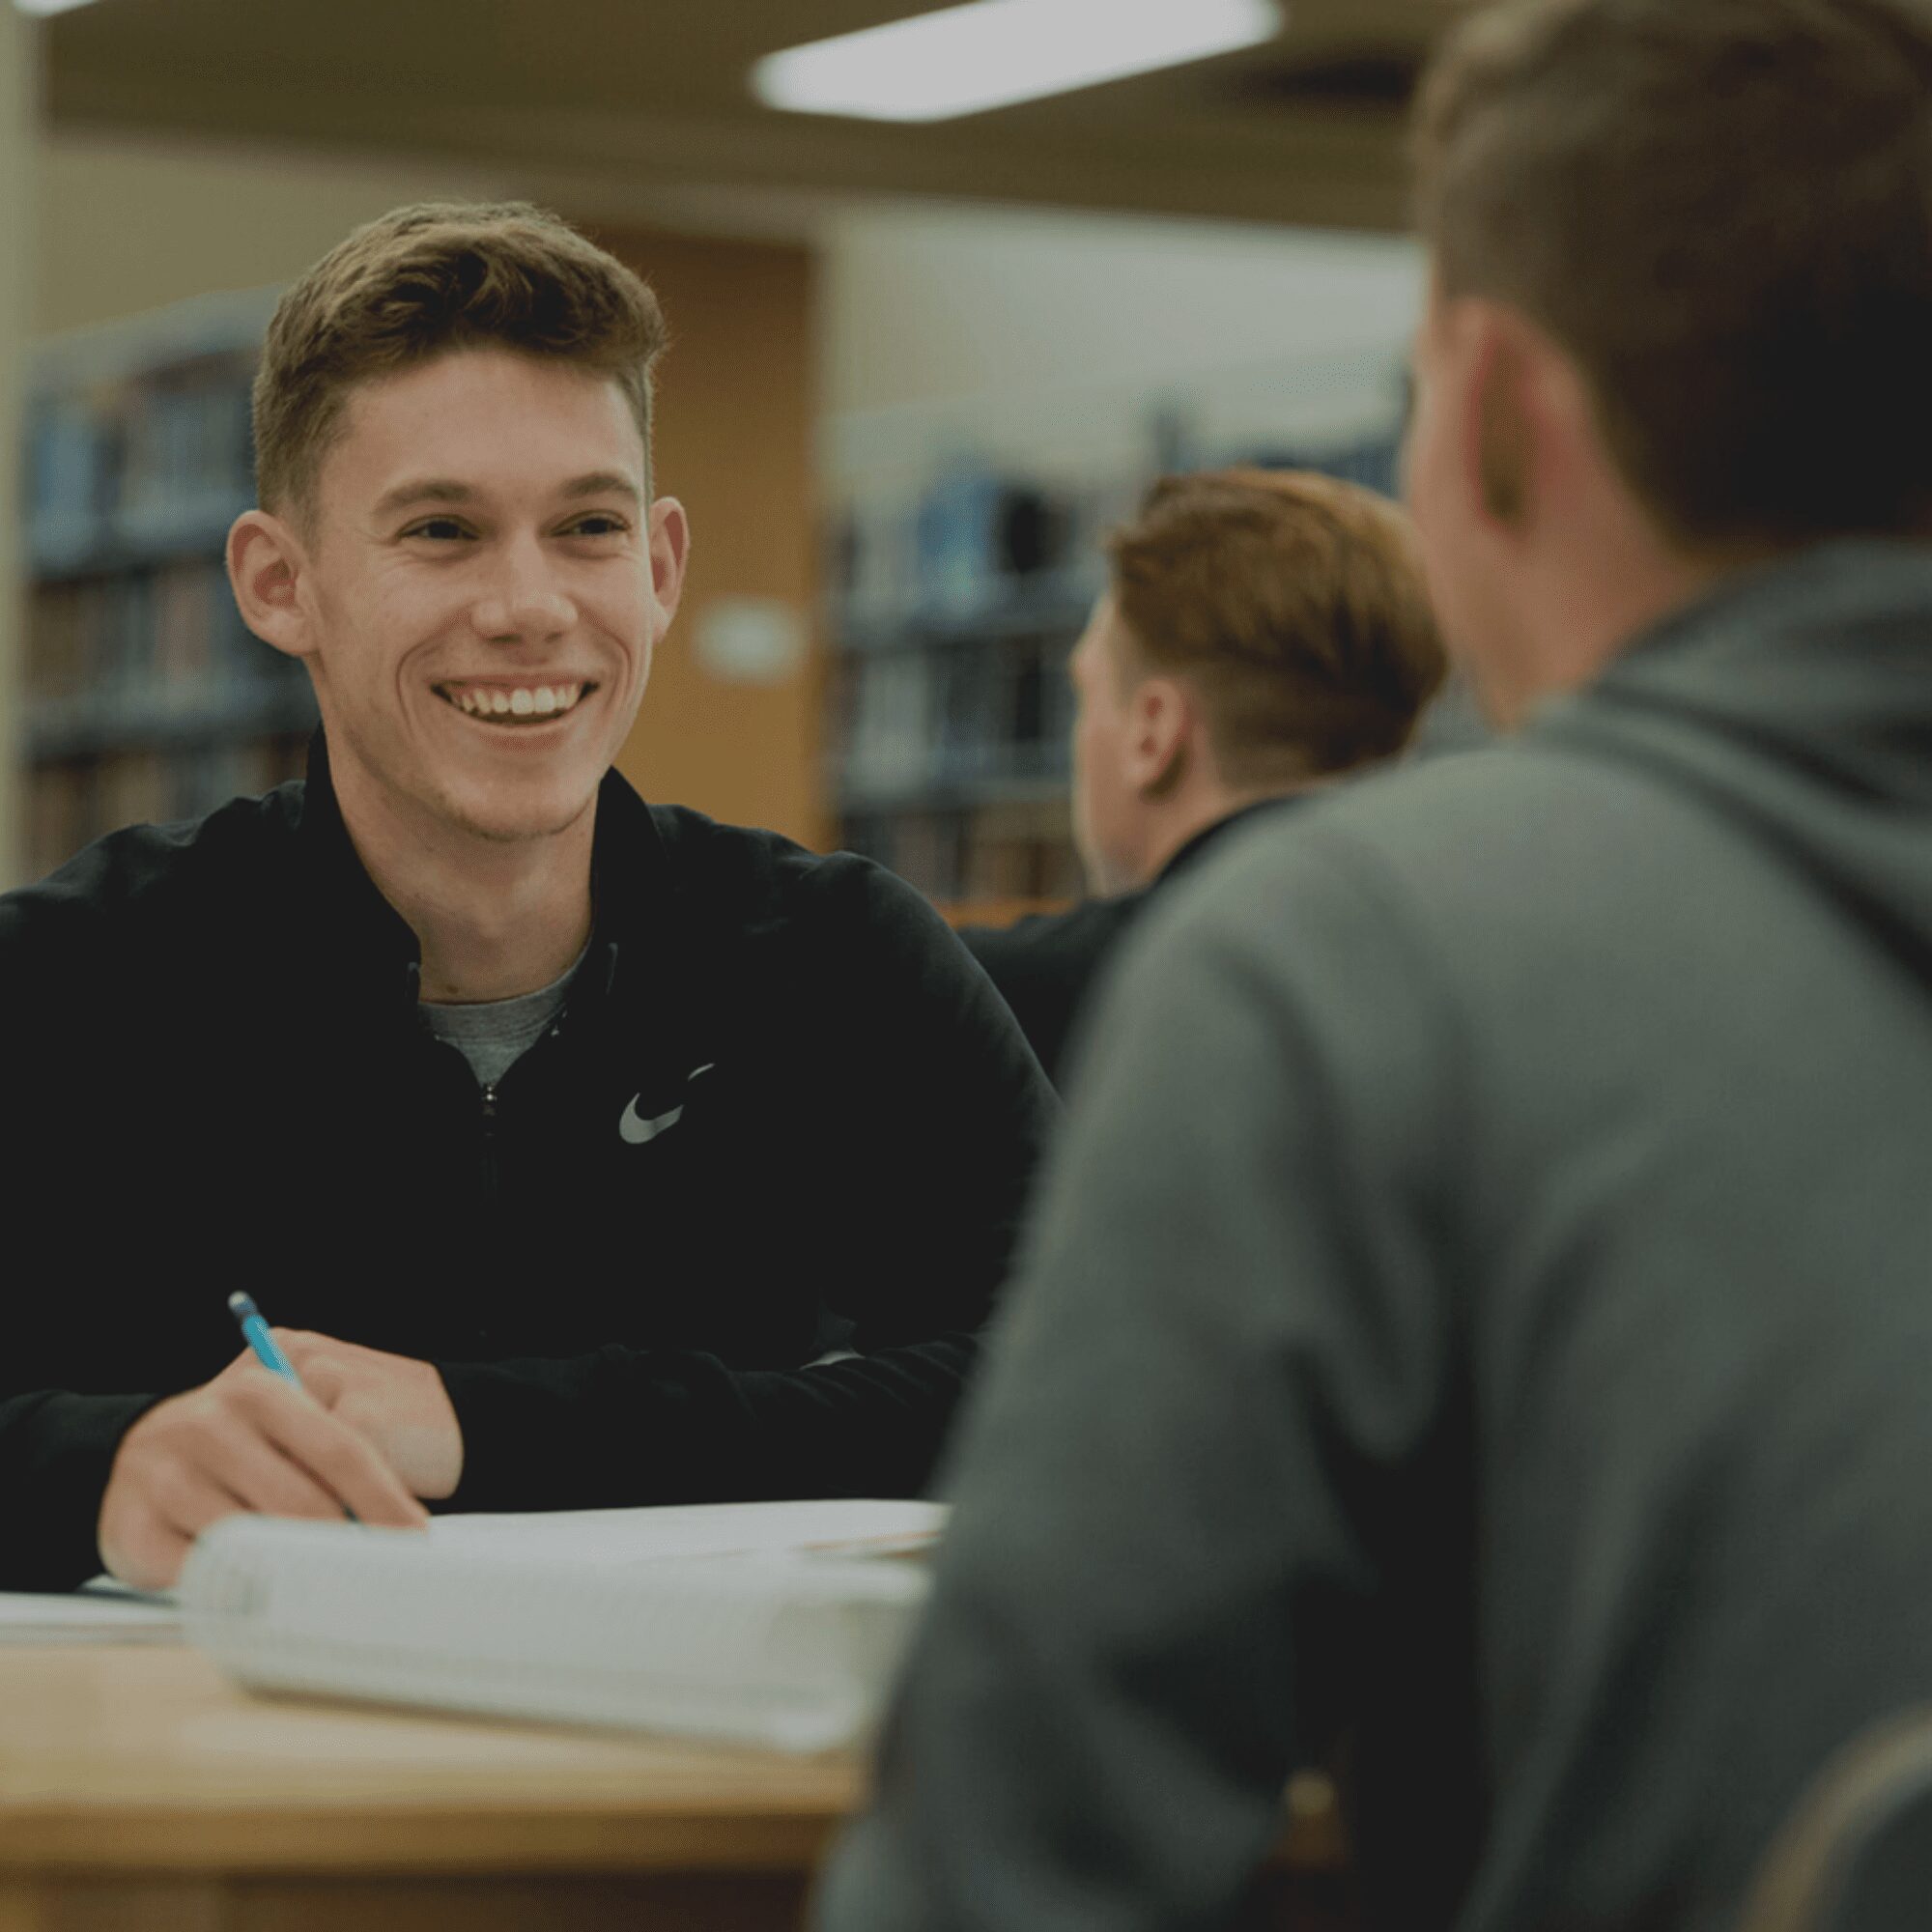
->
[1124, 676, 1193, 800]
[228, 511, 312, 662]
[1463, 301, 1578, 535]
[647, 497, 692, 633]
[1463, 306, 1535, 530]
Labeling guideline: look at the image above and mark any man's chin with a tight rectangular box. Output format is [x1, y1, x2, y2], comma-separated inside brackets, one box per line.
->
[436, 778, 602, 847]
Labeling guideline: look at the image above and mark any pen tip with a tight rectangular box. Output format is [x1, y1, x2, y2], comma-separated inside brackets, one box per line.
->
[228, 1292, 256, 1318]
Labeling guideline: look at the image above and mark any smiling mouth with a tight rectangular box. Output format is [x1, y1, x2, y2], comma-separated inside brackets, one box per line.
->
[434, 680, 596, 725]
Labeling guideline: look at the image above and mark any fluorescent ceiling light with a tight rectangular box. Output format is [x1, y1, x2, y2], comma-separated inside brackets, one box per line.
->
[752, 0, 1286, 124]
[14, 0, 102, 14]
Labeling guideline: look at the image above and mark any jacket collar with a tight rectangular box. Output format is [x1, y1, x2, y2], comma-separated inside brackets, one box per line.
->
[292, 729, 679, 1022]
[1153, 795, 1301, 889]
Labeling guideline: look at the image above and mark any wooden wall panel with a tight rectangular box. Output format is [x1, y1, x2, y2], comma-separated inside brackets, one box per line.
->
[590, 226, 828, 854]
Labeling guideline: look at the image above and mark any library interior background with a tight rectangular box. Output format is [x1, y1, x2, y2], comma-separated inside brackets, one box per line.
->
[0, 0, 1456, 917]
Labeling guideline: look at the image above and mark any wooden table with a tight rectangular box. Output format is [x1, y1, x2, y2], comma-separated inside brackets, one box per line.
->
[0, 1646, 1350, 1930]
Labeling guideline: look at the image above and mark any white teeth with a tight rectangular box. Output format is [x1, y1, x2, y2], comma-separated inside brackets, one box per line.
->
[442, 682, 587, 721]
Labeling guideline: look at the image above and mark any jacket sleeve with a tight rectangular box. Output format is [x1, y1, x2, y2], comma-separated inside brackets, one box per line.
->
[958, 899, 1143, 1094]
[437, 861, 1060, 1512]
[813, 825, 1465, 1932]
[0, 876, 162, 1591]
[0, 1392, 166, 1590]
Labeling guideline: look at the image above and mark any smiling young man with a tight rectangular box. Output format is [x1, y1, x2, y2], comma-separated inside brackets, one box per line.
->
[0, 203, 1055, 1594]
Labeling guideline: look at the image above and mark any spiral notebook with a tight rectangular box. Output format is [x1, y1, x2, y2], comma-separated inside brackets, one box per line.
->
[179, 1498, 944, 1752]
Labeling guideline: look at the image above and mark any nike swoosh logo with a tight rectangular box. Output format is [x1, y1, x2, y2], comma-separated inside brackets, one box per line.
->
[619, 1096, 685, 1145]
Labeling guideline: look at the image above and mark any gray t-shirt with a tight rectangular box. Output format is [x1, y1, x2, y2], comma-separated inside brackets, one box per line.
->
[419, 947, 587, 1089]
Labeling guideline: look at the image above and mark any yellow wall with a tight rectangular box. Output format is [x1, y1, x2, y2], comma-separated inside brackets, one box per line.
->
[598, 227, 826, 852]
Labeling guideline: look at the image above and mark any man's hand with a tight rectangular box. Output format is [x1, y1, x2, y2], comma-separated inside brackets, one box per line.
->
[272, 1331, 466, 1503]
[98, 1367, 430, 1593]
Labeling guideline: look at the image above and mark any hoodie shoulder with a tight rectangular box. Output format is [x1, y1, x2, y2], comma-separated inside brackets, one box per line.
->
[1294, 726, 1732, 907]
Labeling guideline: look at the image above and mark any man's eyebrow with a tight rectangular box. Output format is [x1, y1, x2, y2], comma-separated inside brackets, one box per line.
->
[559, 471, 644, 504]
[373, 478, 474, 519]
[372, 472, 643, 521]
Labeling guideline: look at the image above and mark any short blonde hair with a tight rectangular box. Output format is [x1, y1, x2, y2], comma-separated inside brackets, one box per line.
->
[253, 201, 668, 518]
[1108, 468, 1447, 789]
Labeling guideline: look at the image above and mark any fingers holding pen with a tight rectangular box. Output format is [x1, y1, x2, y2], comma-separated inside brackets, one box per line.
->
[230, 1371, 430, 1529]
[99, 1362, 429, 1593]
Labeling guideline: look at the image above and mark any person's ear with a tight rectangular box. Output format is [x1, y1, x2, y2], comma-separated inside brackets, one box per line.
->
[1124, 677, 1192, 799]
[1463, 302, 1581, 535]
[647, 497, 691, 634]
[1459, 304, 1536, 530]
[228, 511, 313, 662]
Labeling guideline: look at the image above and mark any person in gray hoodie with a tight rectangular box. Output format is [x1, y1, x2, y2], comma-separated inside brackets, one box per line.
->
[814, 3, 1932, 1931]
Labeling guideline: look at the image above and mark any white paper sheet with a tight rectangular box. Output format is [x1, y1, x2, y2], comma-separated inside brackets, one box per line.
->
[425, 1497, 947, 1565]
[0, 1589, 182, 1643]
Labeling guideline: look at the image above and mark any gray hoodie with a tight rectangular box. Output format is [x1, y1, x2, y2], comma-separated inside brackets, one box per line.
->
[816, 542, 1932, 1932]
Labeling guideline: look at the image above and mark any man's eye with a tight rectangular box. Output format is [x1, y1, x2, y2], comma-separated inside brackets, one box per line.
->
[566, 515, 629, 538]
[406, 518, 472, 541]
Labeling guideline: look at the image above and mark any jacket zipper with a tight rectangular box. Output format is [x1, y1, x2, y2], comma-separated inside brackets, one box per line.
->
[479, 1082, 500, 1208]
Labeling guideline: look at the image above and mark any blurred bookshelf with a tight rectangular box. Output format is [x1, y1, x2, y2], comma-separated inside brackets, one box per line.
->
[21, 290, 315, 883]
[822, 350, 1409, 911]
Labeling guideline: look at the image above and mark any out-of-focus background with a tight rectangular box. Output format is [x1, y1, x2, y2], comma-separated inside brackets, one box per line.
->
[0, 0, 1462, 919]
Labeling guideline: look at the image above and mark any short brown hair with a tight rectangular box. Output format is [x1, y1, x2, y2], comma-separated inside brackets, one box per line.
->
[1415, 0, 1932, 548]
[1107, 469, 1447, 789]
[254, 201, 668, 518]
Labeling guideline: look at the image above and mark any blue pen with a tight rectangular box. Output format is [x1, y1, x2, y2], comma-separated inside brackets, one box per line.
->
[227, 1293, 363, 1523]
[227, 1293, 303, 1387]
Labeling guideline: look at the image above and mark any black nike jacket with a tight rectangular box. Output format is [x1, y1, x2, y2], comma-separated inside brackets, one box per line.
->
[0, 736, 1057, 1590]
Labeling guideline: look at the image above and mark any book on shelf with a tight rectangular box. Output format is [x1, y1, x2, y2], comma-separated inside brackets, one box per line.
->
[26, 355, 256, 577]
[23, 302, 313, 883]
[116, 364, 256, 552]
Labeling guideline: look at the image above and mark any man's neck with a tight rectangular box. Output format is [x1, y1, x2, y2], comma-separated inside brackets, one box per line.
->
[1492, 528, 1771, 729]
[329, 760, 597, 1006]
[1139, 784, 1293, 888]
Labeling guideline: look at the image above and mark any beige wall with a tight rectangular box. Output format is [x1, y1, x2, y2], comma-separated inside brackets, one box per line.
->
[37, 132, 514, 335]
[34, 131, 830, 338]
[820, 199, 1423, 417]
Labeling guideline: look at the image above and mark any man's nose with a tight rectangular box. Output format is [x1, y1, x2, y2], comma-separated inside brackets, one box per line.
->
[469, 535, 576, 642]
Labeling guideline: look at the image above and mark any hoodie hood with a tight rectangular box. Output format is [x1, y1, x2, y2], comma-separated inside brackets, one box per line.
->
[1537, 539, 1932, 989]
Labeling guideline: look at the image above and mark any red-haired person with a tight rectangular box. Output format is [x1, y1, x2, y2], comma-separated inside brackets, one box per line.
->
[963, 468, 1445, 1088]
